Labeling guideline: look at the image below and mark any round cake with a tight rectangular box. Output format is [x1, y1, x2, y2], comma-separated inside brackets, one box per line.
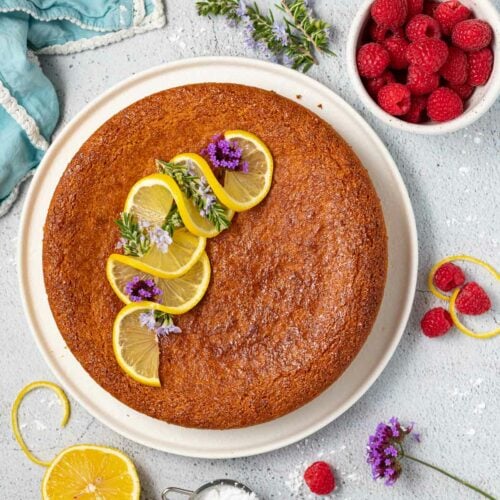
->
[43, 83, 387, 429]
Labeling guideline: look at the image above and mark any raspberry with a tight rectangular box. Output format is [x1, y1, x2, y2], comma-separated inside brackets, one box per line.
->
[403, 95, 428, 123]
[427, 87, 463, 121]
[433, 262, 466, 292]
[421, 308, 453, 337]
[368, 22, 404, 42]
[406, 38, 449, 73]
[467, 48, 493, 86]
[357, 43, 390, 78]
[365, 70, 396, 97]
[407, 65, 440, 95]
[452, 20, 493, 52]
[371, 0, 408, 29]
[434, 1, 471, 36]
[441, 46, 469, 85]
[406, 14, 441, 42]
[448, 82, 474, 100]
[304, 462, 336, 495]
[384, 36, 409, 69]
[423, 1, 440, 17]
[455, 282, 492, 315]
[377, 83, 412, 115]
[407, 0, 424, 17]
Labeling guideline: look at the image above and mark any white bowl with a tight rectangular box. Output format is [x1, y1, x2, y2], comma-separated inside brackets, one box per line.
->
[347, 0, 500, 134]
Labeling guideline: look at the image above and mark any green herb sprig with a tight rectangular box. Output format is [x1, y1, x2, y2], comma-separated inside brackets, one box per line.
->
[163, 206, 185, 237]
[116, 212, 150, 257]
[195, 0, 334, 72]
[156, 160, 230, 232]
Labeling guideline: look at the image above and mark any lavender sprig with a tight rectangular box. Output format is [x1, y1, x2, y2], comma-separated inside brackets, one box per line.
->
[367, 418, 495, 499]
[195, 0, 334, 72]
[156, 160, 230, 232]
[116, 212, 150, 257]
[163, 206, 185, 237]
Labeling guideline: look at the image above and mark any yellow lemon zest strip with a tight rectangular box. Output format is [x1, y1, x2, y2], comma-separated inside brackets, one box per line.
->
[449, 288, 500, 340]
[428, 254, 499, 302]
[11, 381, 70, 467]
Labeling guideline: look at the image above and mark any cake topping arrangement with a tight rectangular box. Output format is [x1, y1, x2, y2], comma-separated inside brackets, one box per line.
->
[357, 0, 495, 123]
[422, 255, 499, 339]
[108, 131, 274, 385]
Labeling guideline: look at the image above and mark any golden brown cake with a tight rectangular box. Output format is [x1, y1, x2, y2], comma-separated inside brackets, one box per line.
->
[43, 83, 387, 429]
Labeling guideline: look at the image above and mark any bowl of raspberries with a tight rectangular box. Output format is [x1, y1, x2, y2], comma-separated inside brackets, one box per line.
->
[347, 0, 500, 133]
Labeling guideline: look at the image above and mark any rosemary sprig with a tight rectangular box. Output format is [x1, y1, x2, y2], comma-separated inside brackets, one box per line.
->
[195, 0, 334, 72]
[156, 160, 230, 232]
[196, 0, 239, 18]
[278, 0, 334, 56]
[162, 206, 185, 237]
[116, 212, 150, 257]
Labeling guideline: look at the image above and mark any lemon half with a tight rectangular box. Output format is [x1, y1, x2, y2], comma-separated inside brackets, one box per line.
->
[42, 444, 140, 499]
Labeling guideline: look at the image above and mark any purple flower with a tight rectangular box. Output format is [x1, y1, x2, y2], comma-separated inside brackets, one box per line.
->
[272, 22, 288, 46]
[139, 311, 157, 330]
[148, 225, 172, 253]
[124, 276, 163, 303]
[366, 417, 414, 486]
[139, 310, 182, 336]
[115, 237, 128, 250]
[201, 134, 249, 173]
[156, 323, 182, 336]
[235, 0, 247, 19]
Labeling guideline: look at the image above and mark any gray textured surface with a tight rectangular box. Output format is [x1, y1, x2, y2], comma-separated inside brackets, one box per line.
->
[1, 1, 499, 498]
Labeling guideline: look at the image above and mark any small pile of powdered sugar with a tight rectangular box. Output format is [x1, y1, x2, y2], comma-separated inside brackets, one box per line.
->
[197, 484, 258, 500]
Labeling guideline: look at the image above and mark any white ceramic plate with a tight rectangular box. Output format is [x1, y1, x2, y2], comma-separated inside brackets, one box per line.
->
[19, 57, 417, 459]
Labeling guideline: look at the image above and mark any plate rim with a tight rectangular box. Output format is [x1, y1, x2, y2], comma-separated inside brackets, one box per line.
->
[18, 56, 418, 458]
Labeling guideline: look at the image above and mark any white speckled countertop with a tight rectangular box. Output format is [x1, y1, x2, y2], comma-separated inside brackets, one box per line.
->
[1, 1, 499, 498]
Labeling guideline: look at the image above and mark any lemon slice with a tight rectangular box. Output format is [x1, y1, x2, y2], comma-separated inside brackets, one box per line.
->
[11, 381, 70, 467]
[123, 176, 206, 277]
[107, 252, 211, 315]
[171, 131, 273, 213]
[42, 444, 140, 499]
[128, 173, 233, 238]
[127, 228, 206, 279]
[223, 130, 274, 210]
[113, 302, 171, 386]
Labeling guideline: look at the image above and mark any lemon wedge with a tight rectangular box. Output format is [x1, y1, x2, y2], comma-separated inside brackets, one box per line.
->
[113, 302, 173, 386]
[170, 130, 273, 213]
[106, 252, 211, 315]
[123, 176, 207, 277]
[42, 444, 140, 500]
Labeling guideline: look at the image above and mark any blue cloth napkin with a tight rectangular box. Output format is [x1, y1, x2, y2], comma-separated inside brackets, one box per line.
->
[0, 0, 165, 215]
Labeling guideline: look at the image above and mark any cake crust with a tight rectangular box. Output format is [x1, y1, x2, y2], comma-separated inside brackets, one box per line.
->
[43, 83, 387, 429]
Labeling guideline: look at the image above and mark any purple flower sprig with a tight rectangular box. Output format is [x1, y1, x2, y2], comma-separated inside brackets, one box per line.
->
[124, 276, 163, 303]
[139, 310, 181, 336]
[201, 134, 249, 173]
[367, 418, 495, 499]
